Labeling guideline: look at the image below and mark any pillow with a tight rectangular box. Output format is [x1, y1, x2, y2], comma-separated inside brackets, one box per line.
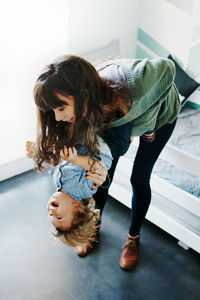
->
[168, 54, 200, 105]
[83, 40, 121, 68]
[185, 87, 200, 109]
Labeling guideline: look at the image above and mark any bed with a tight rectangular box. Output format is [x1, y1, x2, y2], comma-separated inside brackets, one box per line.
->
[109, 104, 200, 254]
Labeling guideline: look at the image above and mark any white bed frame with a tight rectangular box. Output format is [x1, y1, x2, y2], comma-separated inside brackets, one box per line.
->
[109, 137, 200, 254]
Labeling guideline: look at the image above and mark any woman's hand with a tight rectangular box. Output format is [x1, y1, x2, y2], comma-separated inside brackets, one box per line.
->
[60, 146, 78, 163]
[26, 141, 36, 159]
[86, 161, 108, 189]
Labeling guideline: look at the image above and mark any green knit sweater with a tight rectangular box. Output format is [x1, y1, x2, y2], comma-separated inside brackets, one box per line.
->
[108, 57, 181, 136]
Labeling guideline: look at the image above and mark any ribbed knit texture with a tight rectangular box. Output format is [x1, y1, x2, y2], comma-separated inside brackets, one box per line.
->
[107, 57, 181, 136]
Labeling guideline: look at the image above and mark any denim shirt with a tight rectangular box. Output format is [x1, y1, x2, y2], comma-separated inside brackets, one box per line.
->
[49, 138, 113, 200]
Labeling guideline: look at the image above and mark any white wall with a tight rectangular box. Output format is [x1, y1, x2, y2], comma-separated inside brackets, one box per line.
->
[137, 0, 200, 75]
[1, 0, 69, 109]
[0, 0, 69, 180]
[0, 0, 139, 181]
[138, 0, 193, 63]
[67, 0, 139, 58]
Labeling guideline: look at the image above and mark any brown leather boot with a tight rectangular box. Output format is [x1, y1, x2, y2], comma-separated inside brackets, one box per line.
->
[120, 234, 140, 270]
[75, 225, 101, 257]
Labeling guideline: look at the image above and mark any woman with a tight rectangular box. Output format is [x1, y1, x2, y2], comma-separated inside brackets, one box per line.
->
[33, 54, 181, 269]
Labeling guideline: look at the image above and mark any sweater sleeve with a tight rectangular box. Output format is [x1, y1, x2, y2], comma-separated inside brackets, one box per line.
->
[128, 58, 179, 136]
[126, 57, 176, 117]
[107, 57, 176, 130]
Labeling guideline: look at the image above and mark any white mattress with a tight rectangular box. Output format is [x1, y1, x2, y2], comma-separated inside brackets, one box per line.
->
[124, 106, 200, 198]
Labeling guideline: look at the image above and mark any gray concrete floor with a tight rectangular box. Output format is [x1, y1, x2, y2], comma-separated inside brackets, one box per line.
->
[0, 170, 200, 300]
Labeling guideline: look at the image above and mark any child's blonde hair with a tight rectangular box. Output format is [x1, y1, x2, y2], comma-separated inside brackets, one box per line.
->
[52, 196, 100, 248]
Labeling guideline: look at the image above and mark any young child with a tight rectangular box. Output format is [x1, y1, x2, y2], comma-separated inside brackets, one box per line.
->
[26, 137, 112, 253]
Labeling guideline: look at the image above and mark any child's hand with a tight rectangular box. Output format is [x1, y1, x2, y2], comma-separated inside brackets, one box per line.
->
[60, 146, 78, 163]
[26, 141, 36, 159]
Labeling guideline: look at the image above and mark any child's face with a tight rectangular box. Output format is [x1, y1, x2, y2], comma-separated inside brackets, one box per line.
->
[47, 191, 80, 231]
[53, 93, 75, 123]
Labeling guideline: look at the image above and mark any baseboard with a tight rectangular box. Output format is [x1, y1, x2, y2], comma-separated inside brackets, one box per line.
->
[0, 157, 34, 182]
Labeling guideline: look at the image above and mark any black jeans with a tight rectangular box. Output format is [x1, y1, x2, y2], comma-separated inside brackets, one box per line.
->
[94, 119, 177, 236]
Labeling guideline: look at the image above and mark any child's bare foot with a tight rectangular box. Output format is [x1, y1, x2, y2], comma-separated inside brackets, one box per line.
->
[26, 141, 36, 159]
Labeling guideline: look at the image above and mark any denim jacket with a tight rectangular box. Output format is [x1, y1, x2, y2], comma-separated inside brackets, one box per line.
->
[49, 137, 113, 200]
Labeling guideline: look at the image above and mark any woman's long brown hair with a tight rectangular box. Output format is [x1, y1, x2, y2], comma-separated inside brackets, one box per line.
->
[34, 55, 131, 169]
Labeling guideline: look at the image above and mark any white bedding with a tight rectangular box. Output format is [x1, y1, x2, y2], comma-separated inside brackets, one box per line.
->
[123, 105, 200, 198]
